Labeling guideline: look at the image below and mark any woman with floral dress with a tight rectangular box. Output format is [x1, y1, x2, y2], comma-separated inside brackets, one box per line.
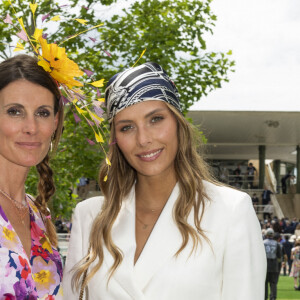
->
[0, 55, 64, 299]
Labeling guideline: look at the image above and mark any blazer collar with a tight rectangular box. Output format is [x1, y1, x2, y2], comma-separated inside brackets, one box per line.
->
[103, 183, 181, 297]
[103, 187, 146, 299]
[133, 183, 182, 290]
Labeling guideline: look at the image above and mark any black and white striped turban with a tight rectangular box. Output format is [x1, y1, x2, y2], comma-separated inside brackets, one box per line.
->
[105, 62, 182, 122]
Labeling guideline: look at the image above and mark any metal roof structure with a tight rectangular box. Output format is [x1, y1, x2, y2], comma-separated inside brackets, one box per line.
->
[187, 111, 300, 163]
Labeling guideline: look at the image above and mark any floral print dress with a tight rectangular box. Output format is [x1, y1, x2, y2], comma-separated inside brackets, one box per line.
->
[0, 199, 63, 299]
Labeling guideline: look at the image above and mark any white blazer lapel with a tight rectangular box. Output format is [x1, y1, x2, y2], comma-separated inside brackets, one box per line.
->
[103, 187, 146, 299]
[133, 183, 182, 291]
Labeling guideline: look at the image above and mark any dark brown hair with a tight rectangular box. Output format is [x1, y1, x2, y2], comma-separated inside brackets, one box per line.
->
[0, 54, 64, 246]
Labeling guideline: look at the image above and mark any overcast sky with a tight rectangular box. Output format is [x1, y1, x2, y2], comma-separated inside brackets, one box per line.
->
[191, 0, 300, 112]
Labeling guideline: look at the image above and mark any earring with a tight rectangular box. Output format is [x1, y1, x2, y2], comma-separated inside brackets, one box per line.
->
[50, 133, 55, 152]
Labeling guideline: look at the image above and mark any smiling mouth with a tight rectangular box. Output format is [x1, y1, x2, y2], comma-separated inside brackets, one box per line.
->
[138, 149, 162, 158]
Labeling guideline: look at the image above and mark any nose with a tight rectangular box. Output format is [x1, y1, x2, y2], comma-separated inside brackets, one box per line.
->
[136, 125, 152, 147]
[22, 116, 38, 135]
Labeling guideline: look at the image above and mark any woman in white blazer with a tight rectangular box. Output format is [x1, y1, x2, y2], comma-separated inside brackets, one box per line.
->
[63, 62, 266, 300]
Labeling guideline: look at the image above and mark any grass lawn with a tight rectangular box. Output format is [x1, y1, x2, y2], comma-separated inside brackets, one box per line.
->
[276, 275, 300, 300]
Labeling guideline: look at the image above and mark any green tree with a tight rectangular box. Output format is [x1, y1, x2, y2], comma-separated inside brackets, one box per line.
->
[1, 0, 234, 218]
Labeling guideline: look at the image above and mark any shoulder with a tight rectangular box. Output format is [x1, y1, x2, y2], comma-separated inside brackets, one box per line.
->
[201, 180, 254, 222]
[203, 180, 251, 205]
[74, 196, 105, 220]
[70, 196, 105, 237]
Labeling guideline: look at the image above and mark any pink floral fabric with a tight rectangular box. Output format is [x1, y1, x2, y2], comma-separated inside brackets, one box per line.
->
[0, 199, 63, 299]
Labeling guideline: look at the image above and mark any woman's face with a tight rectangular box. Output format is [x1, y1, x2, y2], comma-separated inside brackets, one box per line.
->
[0, 79, 58, 168]
[114, 101, 178, 179]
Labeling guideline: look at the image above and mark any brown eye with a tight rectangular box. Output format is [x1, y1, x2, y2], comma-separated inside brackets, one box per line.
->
[151, 116, 164, 123]
[7, 107, 22, 116]
[36, 109, 51, 118]
[120, 125, 133, 132]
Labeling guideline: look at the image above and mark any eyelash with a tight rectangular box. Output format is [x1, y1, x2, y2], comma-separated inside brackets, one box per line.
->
[6, 108, 51, 118]
[7, 108, 21, 116]
[119, 115, 164, 132]
[36, 109, 51, 118]
[151, 115, 164, 123]
[120, 125, 133, 132]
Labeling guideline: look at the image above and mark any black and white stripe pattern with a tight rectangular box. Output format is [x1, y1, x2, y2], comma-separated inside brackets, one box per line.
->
[105, 62, 182, 122]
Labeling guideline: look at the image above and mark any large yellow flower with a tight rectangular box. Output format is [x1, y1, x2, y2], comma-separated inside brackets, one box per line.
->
[37, 37, 84, 88]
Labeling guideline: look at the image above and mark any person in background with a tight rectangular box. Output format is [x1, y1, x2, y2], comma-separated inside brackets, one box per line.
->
[77, 176, 89, 199]
[263, 201, 274, 221]
[281, 172, 292, 194]
[63, 62, 266, 300]
[295, 223, 300, 238]
[284, 220, 296, 234]
[233, 164, 242, 188]
[282, 234, 293, 276]
[247, 162, 257, 189]
[290, 237, 300, 290]
[264, 228, 282, 300]
[291, 218, 299, 233]
[262, 187, 273, 205]
[274, 233, 284, 285]
[252, 193, 259, 212]
[0, 55, 64, 298]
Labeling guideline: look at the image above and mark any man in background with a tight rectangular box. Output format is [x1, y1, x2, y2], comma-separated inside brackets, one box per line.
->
[264, 228, 282, 300]
[247, 162, 257, 189]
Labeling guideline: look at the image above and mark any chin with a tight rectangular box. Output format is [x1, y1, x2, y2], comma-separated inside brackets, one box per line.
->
[16, 156, 45, 168]
[137, 168, 169, 178]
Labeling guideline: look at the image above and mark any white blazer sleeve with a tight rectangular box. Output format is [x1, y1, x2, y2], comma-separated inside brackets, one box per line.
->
[62, 204, 82, 299]
[221, 194, 267, 300]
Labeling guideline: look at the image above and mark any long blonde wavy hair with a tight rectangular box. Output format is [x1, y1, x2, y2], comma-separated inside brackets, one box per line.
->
[72, 103, 216, 290]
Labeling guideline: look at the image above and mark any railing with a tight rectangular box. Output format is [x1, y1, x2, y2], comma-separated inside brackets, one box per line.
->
[252, 204, 272, 214]
[220, 174, 259, 190]
[57, 233, 71, 265]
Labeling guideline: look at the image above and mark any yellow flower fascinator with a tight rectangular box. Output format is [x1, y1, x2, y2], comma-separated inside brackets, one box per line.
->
[3, 0, 111, 172]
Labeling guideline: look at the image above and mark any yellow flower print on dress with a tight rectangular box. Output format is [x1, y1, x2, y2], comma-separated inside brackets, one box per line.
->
[33, 269, 51, 283]
[0, 225, 20, 251]
[3, 226, 16, 241]
[40, 236, 53, 254]
[32, 256, 59, 296]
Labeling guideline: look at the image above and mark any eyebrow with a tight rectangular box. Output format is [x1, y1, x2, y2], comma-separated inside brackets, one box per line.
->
[115, 107, 167, 125]
[3, 103, 54, 109]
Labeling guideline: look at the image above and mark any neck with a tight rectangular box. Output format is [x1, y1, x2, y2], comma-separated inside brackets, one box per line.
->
[0, 160, 29, 203]
[135, 172, 177, 211]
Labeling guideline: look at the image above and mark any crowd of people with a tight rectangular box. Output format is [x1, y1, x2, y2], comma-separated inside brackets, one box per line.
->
[262, 216, 300, 298]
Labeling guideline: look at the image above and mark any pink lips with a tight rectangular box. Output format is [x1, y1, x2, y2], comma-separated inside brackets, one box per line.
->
[136, 148, 163, 162]
[16, 142, 42, 150]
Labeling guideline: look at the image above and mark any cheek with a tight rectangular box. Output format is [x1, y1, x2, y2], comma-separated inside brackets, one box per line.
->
[0, 121, 19, 138]
[159, 124, 178, 150]
[116, 137, 131, 158]
[40, 120, 56, 139]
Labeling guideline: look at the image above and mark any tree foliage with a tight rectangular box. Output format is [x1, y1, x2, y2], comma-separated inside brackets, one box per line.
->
[1, 0, 234, 218]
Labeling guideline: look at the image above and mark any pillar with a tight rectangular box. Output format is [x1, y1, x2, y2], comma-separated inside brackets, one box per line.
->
[297, 145, 300, 193]
[259, 145, 266, 189]
[273, 160, 281, 193]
